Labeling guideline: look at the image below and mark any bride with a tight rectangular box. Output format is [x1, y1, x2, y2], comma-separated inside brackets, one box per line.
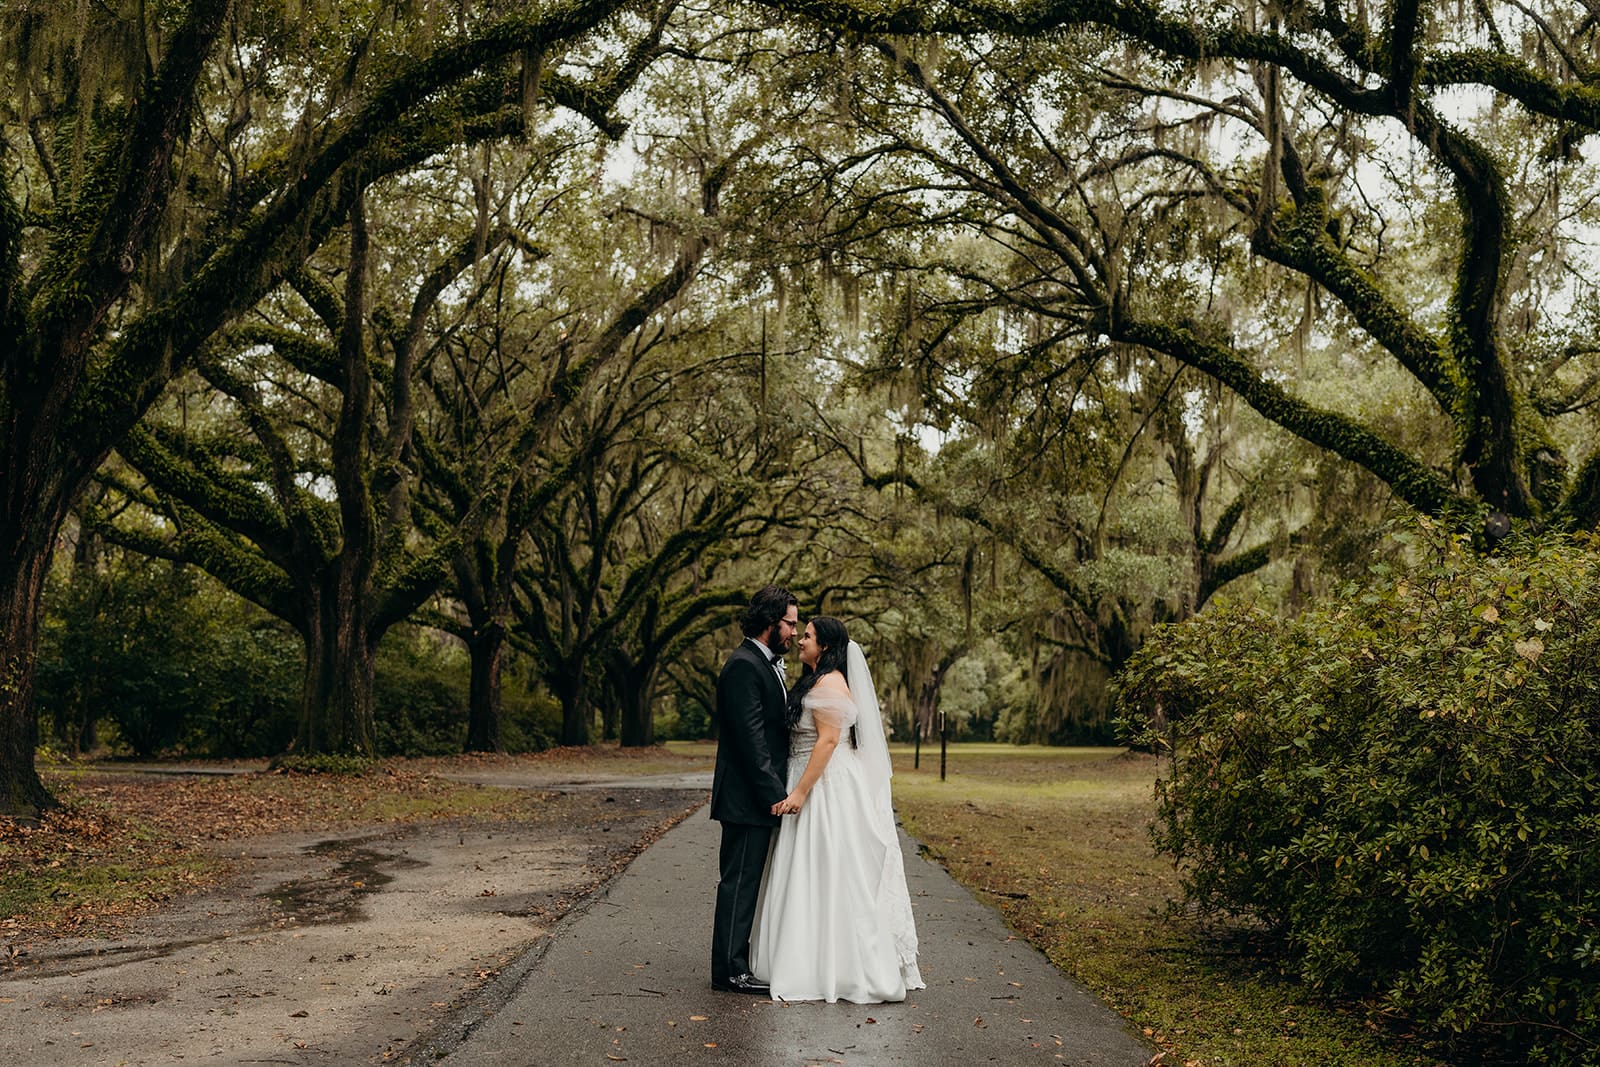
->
[749, 616, 925, 1003]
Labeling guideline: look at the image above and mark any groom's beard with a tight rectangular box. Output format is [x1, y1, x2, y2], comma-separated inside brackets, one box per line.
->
[768, 627, 791, 656]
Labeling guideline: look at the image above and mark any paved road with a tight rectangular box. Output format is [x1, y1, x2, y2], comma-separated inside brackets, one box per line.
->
[422, 805, 1153, 1066]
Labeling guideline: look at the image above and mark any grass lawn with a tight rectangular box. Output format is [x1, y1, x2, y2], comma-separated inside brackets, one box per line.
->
[882, 743, 1448, 1067]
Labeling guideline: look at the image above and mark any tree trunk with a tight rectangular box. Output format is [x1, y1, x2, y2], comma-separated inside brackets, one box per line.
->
[912, 655, 955, 742]
[58, 527, 107, 755]
[554, 673, 590, 747]
[915, 682, 940, 741]
[291, 191, 378, 760]
[464, 621, 505, 753]
[0, 548, 59, 816]
[295, 584, 377, 757]
[618, 664, 655, 748]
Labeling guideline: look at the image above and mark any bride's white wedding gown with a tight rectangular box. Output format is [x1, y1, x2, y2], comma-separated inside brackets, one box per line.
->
[749, 689, 925, 1003]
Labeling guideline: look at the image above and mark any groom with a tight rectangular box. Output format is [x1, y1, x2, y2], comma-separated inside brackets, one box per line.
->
[709, 584, 798, 995]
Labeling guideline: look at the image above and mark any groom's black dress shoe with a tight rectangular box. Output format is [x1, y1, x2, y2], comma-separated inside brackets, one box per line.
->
[712, 973, 770, 995]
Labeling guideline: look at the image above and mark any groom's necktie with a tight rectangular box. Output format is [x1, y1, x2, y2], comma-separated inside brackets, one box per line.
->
[769, 653, 786, 693]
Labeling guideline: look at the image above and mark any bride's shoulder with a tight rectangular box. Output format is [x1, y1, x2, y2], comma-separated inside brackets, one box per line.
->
[808, 671, 854, 705]
[813, 670, 850, 695]
[804, 670, 857, 726]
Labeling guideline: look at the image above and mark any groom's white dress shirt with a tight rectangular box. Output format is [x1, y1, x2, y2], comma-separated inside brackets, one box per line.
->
[746, 637, 786, 694]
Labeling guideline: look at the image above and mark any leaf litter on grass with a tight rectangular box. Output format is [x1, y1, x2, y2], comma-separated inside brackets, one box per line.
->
[3, 748, 711, 945]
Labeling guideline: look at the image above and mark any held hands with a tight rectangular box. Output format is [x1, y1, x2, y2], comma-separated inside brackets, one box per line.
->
[771, 788, 808, 816]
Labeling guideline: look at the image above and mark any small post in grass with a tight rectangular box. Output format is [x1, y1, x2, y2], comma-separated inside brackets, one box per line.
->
[938, 707, 947, 782]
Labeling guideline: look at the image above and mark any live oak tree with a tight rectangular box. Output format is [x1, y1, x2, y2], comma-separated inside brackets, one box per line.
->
[419, 147, 730, 752]
[92, 185, 534, 757]
[861, 339, 1289, 722]
[587, 325, 831, 748]
[0, 0, 664, 812]
[496, 29, 861, 747]
[681, 23, 1294, 733]
[393, 138, 592, 755]
[764, 0, 1600, 539]
[507, 316, 825, 746]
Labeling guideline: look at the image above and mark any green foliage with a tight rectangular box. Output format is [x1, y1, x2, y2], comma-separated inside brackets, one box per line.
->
[374, 629, 471, 757]
[1118, 520, 1600, 1061]
[188, 617, 301, 758]
[495, 661, 561, 755]
[654, 694, 711, 741]
[38, 554, 299, 758]
[36, 553, 568, 761]
[270, 752, 375, 775]
[374, 627, 558, 756]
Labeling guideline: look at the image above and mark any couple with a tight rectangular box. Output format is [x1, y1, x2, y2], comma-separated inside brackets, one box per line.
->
[709, 585, 925, 1003]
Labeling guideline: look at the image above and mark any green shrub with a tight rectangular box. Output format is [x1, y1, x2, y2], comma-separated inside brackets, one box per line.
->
[271, 752, 375, 775]
[38, 555, 299, 758]
[656, 694, 712, 741]
[183, 618, 299, 757]
[373, 627, 560, 755]
[1117, 520, 1600, 1062]
[374, 627, 470, 756]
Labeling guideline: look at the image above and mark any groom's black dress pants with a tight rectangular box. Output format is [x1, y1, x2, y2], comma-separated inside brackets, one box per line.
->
[712, 820, 774, 983]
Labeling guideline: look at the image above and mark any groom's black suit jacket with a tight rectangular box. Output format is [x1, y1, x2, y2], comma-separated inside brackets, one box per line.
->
[710, 641, 789, 826]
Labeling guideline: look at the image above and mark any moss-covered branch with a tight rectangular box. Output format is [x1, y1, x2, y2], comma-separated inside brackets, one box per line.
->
[29, 0, 231, 369]
[117, 425, 292, 555]
[1252, 194, 1457, 413]
[1110, 316, 1465, 519]
[66, 0, 635, 477]
[1197, 535, 1295, 610]
[194, 349, 343, 561]
[1421, 49, 1600, 130]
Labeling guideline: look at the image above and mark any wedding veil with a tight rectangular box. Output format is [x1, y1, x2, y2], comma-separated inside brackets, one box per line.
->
[846, 640, 893, 807]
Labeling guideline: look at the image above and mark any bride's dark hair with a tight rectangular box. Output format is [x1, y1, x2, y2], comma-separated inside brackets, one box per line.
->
[787, 616, 856, 747]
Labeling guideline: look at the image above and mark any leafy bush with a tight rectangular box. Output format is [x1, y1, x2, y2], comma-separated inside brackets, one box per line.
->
[654, 694, 712, 741]
[38, 555, 298, 758]
[1117, 521, 1600, 1061]
[374, 627, 470, 756]
[183, 618, 300, 757]
[496, 659, 561, 753]
[271, 752, 374, 775]
[374, 627, 559, 755]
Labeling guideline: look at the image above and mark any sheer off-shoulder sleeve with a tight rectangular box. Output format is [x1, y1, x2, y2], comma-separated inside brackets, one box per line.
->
[804, 690, 858, 731]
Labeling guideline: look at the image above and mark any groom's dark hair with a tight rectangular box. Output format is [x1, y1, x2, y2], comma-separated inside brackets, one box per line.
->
[739, 584, 798, 638]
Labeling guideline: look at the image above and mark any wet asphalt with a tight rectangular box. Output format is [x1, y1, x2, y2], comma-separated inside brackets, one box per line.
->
[421, 785, 1154, 1067]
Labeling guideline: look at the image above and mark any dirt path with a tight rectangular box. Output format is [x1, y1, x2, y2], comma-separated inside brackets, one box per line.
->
[1, 782, 706, 1065]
